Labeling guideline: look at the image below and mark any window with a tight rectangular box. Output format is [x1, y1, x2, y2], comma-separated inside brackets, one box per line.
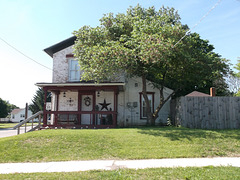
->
[68, 59, 80, 81]
[20, 114, 25, 118]
[139, 92, 154, 119]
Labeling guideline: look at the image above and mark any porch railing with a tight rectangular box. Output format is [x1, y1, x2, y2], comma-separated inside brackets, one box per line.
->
[43, 111, 117, 128]
[13, 111, 43, 134]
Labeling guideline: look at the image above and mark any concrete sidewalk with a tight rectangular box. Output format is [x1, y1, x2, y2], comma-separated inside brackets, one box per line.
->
[0, 157, 239, 174]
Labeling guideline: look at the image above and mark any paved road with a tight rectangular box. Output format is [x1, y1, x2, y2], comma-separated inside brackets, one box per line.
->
[0, 157, 239, 174]
[0, 126, 32, 138]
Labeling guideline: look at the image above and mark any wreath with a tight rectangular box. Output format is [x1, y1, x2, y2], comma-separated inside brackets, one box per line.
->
[84, 97, 91, 106]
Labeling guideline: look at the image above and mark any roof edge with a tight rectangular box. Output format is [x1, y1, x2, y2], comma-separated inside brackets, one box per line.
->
[44, 36, 77, 57]
[36, 82, 125, 87]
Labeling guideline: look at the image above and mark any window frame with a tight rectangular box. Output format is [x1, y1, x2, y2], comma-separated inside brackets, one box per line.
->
[68, 58, 81, 82]
[139, 92, 155, 119]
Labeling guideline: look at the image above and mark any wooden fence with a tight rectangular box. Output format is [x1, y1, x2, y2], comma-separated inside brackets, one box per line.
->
[170, 97, 240, 129]
[0, 118, 10, 122]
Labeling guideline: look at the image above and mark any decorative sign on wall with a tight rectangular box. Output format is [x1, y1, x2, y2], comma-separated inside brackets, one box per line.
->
[84, 96, 91, 106]
[99, 99, 111, 110]
[67, 98, 74, 106]
[46, 102, 52, 111]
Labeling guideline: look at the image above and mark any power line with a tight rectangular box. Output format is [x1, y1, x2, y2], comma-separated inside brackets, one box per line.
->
[0, 0, 223, 70]
[173, 0, 222, 48]
[0, 36, 52, 71]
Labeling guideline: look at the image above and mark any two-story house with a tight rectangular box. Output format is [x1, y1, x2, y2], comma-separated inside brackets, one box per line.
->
[36, 36, 173, 128]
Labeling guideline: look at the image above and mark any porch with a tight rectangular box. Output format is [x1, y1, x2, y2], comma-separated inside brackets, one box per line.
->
[37, 83, 124, 129]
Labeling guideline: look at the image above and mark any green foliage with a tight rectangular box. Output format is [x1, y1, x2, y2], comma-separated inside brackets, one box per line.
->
[74, 5, 229, 91]
[73, 5, 230, 124]
[29, 88, 44, 114]
[234, 58, 240, 96]
[226, 58, 240, 96]
[0, 98, 18, 118]
[73, 5, 185, 81]
[234, 58, 240, 77]
[29, 88, 51, 114]
[0, 98, 8, 118]
[235, 90, 240, 96]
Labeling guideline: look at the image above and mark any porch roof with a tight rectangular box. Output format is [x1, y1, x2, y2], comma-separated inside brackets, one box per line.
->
[36, 82, 124, 87]
[36, 82, 125, 91]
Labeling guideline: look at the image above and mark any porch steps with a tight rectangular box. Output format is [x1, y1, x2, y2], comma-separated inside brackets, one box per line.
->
[27, 124, 41, 132]
[13, 111, 43, 135]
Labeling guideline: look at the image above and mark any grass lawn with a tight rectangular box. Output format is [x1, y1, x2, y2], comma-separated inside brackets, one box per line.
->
[0, 167, 239, 180]
[0, 123, 18, 129]
[0, 123, 40, 129]
[0, 127, 239, 163]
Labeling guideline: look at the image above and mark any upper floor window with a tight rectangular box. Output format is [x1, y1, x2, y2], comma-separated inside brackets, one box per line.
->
[69, 59, 80, 81]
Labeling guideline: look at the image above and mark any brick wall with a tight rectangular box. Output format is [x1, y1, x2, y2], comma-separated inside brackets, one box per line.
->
[52, 46, 73, 83]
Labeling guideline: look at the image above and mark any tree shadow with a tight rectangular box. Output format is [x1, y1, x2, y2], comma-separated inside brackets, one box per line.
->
[137, 127, 240, 141]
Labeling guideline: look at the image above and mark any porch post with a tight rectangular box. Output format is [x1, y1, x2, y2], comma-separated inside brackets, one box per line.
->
[113, 88, 119, 127]
[78, 90, 81, 125]
[92, 91, 96, 126]
[43, 87, 48, 126]
[55, 91, 60, 126]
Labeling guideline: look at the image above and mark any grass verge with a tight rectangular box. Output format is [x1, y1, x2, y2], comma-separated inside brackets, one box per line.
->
[0, 123, 39, 129]
[0, 167, 239, 180]
[0, 123, 18, 129]
[0, 127, 239, 163]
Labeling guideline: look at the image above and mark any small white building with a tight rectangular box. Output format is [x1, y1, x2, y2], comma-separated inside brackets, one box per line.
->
[10, 109, 32, 123]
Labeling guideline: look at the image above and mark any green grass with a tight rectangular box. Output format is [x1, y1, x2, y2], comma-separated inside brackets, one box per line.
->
[0, 167, 239, 179]
[0, 127, 239, 163]
[0, 123, 18, 129]
[0, 123, 39, 129]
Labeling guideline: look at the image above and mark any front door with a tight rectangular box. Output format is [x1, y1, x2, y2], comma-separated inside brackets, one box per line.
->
[80, 94, 94, 125]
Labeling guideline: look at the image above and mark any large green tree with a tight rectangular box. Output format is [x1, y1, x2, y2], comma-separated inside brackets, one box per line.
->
[73, 5, 230, 125]
[0, 98, 18, 118]
[0, 98, 8, 118]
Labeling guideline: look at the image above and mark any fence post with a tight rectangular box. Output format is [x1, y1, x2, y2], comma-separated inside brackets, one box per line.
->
[38, 113, 42, 130]
[24, 103, 28, 133]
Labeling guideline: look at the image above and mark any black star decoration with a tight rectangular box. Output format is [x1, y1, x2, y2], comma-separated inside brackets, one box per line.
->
[99, 99, 111, 111]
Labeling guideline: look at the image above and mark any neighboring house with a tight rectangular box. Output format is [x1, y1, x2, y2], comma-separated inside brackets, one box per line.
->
[36, 36, 173, 128]
[186, 88, 216, 97]
[186, 91, 211, 97]
[10, 108, 32, 123]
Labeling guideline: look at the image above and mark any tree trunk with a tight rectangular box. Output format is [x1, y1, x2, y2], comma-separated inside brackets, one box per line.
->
[142, 76, 177, 125]
[152, 86, 176, 122]
[141, 75, 154, 125]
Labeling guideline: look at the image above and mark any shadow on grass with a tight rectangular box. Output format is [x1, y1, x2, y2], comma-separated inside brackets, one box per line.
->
[137, 127, 240, 141]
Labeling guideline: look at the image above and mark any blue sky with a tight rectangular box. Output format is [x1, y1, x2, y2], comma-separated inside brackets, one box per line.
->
[0, 0, 240, 108]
